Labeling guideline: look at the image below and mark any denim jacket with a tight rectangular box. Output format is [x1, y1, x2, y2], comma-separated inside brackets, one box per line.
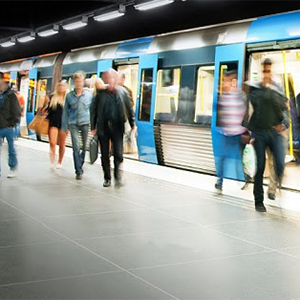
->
[61, 89, 92, 131]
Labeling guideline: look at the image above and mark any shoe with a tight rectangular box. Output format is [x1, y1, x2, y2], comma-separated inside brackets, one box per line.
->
[103, 180, 111, 187]
[268, 193, 276, 200]
[215, 183, 222, 194]
[255, 203, 267, 212]
[50, 163, 55, 170]
[7, 169, 16, 178]
[76, 173, 82, 180]
[56, 164, 62, 169]
[115, 178, 124, 187]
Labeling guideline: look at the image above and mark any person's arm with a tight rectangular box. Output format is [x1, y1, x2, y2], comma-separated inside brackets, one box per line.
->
[10, 94, 22, 127]
[90, 94, 99, 134]
[61, 96, 69, 132]
[123, 90, 135, 129]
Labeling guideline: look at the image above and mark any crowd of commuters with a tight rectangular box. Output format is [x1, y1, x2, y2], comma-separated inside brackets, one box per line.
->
[0, 59, 296, 212]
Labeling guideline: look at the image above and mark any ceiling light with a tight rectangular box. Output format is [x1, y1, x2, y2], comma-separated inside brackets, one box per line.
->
[134, 0, 174, 11]
[38, 25, 59, 37]
[94, 11, 125, 22]
[0, 38, 16, 47]
[17, 32, 36, 43]
[63, 17, 88, 30]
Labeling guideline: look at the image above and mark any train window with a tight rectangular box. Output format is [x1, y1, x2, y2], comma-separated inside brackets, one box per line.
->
[27, 79, 36, 113]
[216, 61, 239, 127]
[154, 68, 181, 122]
[138, 69, 154, 121]
[194, 66, 215, 124]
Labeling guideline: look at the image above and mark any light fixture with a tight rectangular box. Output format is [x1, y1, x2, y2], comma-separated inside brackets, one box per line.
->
[94, 10, 124, 22]
[62, 16, 88, 30]
[0, 38, 16, 47]
[17, 32, 36, 43]
[38, 25, 59, 37]
[134, 0, 174, 11]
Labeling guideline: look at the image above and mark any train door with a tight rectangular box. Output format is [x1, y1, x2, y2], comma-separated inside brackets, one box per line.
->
[136, 54, 159, 164]
[212, 43, 245, 181]
[19, 72, 30, 136]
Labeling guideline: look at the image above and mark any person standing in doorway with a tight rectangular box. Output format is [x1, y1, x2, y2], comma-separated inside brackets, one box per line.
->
[47, 80, 68, 169]
[62, 71, 93, 180]
[11, 84, 25, 139]
[0, 73, 21, 178]
[247, 58, 288, 212]
[90, 69, 136, 187]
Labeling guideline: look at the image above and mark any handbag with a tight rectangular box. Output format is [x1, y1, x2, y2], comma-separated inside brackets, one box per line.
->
[28, 114, 49, 135]
[89, 135, 99, 164]
[242, 144, 257, 178]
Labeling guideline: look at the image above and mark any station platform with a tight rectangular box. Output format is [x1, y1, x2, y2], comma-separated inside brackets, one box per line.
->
[0, 139, 300, 299]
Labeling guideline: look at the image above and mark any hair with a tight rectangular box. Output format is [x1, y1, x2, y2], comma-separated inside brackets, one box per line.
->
[93, 78, 105, 95]
[49, 80, 67, 110]
[224, 70, 237, 76]
[73, 71, 86, 80]
[263, 58, 272, 66]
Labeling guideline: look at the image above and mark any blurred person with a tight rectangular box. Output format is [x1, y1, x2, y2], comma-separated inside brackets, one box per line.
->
[61, 71, 93, 180]
[90, 69, 136, 187]
[118, 72, 134, 106]
[0, 73, 21, 178]
[46, 80, 68, 169]
[247, 58, 288, 212]
[215, 70, 247, 193]
[11, 85, 25, 139]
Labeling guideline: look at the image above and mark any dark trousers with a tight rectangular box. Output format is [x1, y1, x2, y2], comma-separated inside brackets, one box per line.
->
[99, 122, 124, 181]
[253, 129, 285, 204]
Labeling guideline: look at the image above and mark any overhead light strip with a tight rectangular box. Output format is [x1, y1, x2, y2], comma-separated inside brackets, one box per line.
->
[0, 38, 16, 48]
[62, 16, 88, 31]
[94, 10, 124, 22]
[134, 0, 174, 11]
[17, 32, 36, 43]
[38, 25, 59, 37]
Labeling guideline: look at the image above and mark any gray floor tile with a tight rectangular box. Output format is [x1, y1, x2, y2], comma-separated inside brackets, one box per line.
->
[0, 271, 174, 299]
[0, 241, 117, 285]
[279, 246, 300, 258]
[209, 217, 300, 249]
[0, 202, 28, 221]
[133, 251, 300, 299]
[39, 208, 195, 240]
[79, 226, 266, 269]
[0, 218, 64, 247]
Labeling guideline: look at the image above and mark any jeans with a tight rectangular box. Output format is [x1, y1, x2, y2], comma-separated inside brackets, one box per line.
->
[99, 122, 124, 181]
[253, 129, 285, 204]
[14, 123, 20, 139]
[69, 124, 89, 175]
[0, 128, 18, 175]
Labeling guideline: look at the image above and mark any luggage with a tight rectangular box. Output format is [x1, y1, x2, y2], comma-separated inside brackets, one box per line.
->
[243, 144, 257, 178]
[28, 114, 49, 135]
[89, 135, 99, 164]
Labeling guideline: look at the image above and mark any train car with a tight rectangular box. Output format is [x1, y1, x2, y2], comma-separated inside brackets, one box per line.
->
[1, 10, 299, 189]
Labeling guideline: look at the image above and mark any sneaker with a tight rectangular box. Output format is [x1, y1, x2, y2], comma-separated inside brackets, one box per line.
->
[268, 193, 276, 200]
[115, 178, 124, 188]
[215, 183, 222, 194]
[7, 169, 16, 178]
[103, 180, 111, 187]
[56, 164, 62, 169]
[76, 173, 82, 180]
[50, 163, 55, 170]
[255, 203, 267, 212]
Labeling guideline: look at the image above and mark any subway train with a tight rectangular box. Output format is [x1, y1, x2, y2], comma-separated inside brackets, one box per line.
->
[1, 10, 300, 189]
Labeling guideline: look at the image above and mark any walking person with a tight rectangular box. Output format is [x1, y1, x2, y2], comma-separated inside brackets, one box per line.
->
[90, 69, 136, 187]
[247, 58, 288, 212]
[0, 73, 21, 178]
[46, 80, 68, 169]
[11, 85, 25, 139]
[61, 71, 93, 180]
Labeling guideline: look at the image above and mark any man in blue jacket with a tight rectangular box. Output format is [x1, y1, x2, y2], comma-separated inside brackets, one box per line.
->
[0, 72, 21, 179]
[62, 71, 92, 180]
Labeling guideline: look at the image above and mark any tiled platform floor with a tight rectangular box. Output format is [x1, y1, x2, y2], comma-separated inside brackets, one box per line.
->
[0, 143, 300, 299]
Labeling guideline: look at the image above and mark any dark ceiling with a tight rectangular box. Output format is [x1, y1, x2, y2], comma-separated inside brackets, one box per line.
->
[1, 1, 300, 63]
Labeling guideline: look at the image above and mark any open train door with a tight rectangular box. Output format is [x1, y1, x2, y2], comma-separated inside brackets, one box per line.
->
[27, 69, 38, 139]
[135, 54, 158, 164]
[212, 43, 246, 182]
[97, 60, 113, 78]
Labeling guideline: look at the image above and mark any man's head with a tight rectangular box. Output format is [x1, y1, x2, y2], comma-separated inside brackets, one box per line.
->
[262, 58, 272, 83]
[102, 69, 119, 92]
[12, 84, 18, 93]
[73, 71, 86, 90]
[222, 70, 238, 92]
[0, 72, 10, 92]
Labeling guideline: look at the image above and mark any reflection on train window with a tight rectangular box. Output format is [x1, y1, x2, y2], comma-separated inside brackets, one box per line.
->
[194, 66, 215, 124]
[154, 68, 181, 122]
[138, 69, 154, 121]
[27, 79, 36, 113]
[216, 61, 239, 127]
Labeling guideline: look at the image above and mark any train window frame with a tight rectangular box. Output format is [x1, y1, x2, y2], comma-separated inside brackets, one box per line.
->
[138, 68, 154, 122]
[154, 66, 182, 123]
[194, 64, 215, 125]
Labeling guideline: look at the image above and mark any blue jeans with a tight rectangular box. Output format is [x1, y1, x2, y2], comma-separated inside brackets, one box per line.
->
[253, 129, 285, 204]
[69, 124, 89, 175]
[0, 128, 18, 175]
[14, 123, 20, 139]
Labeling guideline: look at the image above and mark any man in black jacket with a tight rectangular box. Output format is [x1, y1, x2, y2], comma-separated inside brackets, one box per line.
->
[0, 72, 21, 178]
[90, 69, 136, 187]
[247, 59, 288, 212]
